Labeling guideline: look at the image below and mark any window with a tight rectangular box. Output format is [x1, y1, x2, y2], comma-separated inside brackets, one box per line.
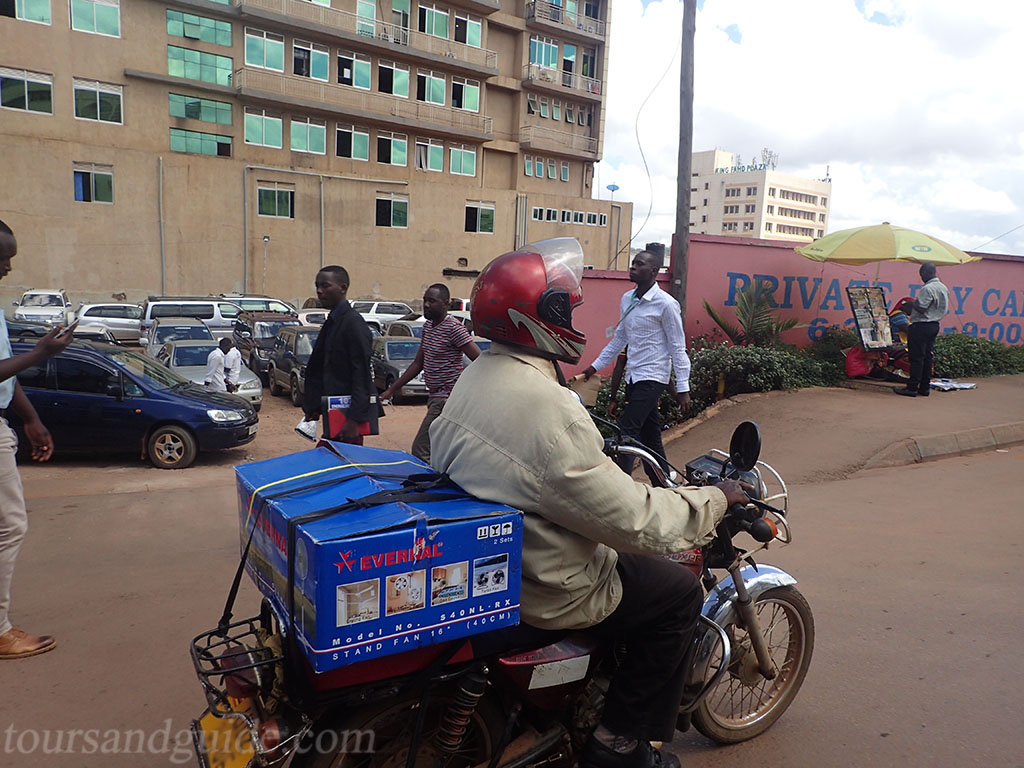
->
[581, 47, 596, 78]
[534, 158, 543, 177]
[819, 213, 826, 222]
[765, 222, 772, 232]
[546, 160, 556, 179]
[378, 60, 409, 97]
[338, 51, 371, 89]
[526, 93, 537, 115]
[450, 144, 476, 176]
[577, 106, 587, 126]
[768, 187, 776, 197]
[356, 0, 375, 36]
[257, 183, 294, 218]
[531, 207, 543, 221]
[336, 124, 369, 160]
[465, 201, 494, 233]
[376, 194, 408, 228]
[529, 35, 558, 68]
[168, 93, 232, 125]
[545, 208, 557, 222]
[561, 209, 571, 223]
[451, 76, 479, 111]
[722, 222, 737, 232]
[392, 0, 410, 30]
[73, 163, 113, 203]
[169, 127, 231, 156]
[453, 13, 481, 47]
[245, 29, 284, 71]
[704, 182, 708, 189]
[746, 186, 757, 195]
[743, 221, 754, 231]
[584, 0, 599, 18]
[821, 197, 827, 206]
[725, 187, 740, 197]
[73, 79, 122, 123]
[766, 204, 774, 214]
[5, 0, 51, 24]
[599, 213, 607, 226]
[293, 40, 329, 81]
[71, 0, 119, 36]
[702, 198, 707, 205]
[552, 99, 561, 121]
[417, 69, 445, 105]
[291, 117, 326, 154]
[724, 205, 738, 214]
[0, 67, 53, 113]
[415, 137, 443, 171]
[377, 130, 407, 165]
[166, 10, 230, 46]
[539, 96, 549, 118]
[524, 154, 532, 176]
[573, 211, 584, 224]
[564, 102, 574, 124]
[167, 46, 233, 86]
[586, 212, 598, 225]
[53, 358, 118, 394]
[701, 215, 706, 222]
[418, 3, 448, 38]
[562, 42, 576, 83]
[244, 108, 283, 148]
[744, 204, 755, 213]
[817, 229, 824, 237]
[560, 162, 569, 182]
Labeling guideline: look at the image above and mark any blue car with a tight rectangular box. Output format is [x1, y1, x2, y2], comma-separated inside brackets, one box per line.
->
[9, 340, 258, 469]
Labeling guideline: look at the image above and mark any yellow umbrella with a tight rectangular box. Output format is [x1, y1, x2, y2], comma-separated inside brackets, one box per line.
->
[795, 222, 980, 266]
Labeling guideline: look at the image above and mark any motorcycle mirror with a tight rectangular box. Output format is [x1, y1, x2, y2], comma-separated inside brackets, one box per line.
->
[728, 421, 761, 472]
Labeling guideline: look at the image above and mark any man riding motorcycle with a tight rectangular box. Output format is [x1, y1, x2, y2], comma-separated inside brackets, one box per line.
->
[429, 238, 748, 768]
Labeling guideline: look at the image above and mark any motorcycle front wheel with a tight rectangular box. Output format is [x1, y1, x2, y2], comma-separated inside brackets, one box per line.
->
[293, 690, 504, 768]
[692, 585, 814, 744]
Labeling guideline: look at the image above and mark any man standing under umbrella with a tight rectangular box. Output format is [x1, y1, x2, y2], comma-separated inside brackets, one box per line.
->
[894, 262, 949, 398]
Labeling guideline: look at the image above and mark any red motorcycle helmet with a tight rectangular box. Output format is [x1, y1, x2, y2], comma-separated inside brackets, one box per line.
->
[470, 238, 586, 364]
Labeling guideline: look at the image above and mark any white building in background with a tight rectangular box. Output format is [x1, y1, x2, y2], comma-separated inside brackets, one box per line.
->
[689, 149, 832, 243]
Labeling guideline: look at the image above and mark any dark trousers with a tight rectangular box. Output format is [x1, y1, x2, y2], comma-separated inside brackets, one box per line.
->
[592, 553, 704, 741]
[907, 321, 940, 394]
[617, 380, 668, 483]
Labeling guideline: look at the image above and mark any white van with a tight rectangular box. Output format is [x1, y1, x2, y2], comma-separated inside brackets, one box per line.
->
[140, 297, 243, 338]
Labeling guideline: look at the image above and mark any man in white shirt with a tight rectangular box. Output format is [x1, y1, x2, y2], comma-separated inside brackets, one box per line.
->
[582, 249, 690, 481]
[204, 338, 233, 392]
[224, 343, 242, 393]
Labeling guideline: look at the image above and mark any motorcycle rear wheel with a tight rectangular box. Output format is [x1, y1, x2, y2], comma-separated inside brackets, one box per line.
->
[692, 585, 814, 744]
[293, 690, 504, 768]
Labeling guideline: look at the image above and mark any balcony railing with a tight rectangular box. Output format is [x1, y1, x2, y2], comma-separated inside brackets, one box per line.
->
[237, 0, 498, 71]
[234, 68, 493, 137]
[519, 124, 597, 155]
[522, 63, 602, 98]
[525, 0, 606, 38]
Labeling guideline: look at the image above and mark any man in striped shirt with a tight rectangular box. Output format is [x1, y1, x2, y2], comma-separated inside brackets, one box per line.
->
[382, 284, 480, 462]
[582, 250, 690, 481]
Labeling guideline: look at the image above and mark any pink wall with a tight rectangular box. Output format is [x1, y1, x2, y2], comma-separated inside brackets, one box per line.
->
[570, 234, 1024, 377]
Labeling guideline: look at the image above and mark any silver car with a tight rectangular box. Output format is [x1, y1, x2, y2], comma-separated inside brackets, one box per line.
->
[77, 303, 142, 341]
[154, 340, 263, 411]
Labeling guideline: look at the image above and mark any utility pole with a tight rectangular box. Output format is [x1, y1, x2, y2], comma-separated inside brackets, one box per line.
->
[671, 0, 696, 320]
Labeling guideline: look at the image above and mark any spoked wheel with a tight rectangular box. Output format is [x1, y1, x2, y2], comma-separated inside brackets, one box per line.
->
[692, 586, 814, 743]
[294, 691, 503, 768]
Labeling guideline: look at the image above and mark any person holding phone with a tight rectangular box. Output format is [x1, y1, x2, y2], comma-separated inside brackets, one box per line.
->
[0, 219, 75, 659]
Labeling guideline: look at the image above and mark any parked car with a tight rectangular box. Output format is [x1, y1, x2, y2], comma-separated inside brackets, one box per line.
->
[464, 338, 491, 367]
[140, 297, 243, 338]
[8, 340, 257, 469]
[370, 337, 427, 402]
[5, 318, 50, 338]
[140, 317, 215, 356]
[231, 311, 301, 383]
[351, 300, 414, 333]
[390, 311, 473, 335]
[449, 297, 471, 311]
[297, 308, 328, 325]
[219, 294, 297, 315]
[154, 340, 263, 411]
[76, 303, 142, 341]
[385, 319, 424, 338]
[12, 288, 74, 326]
[72, 324, 119, 344]
[267, 325, 320, 407]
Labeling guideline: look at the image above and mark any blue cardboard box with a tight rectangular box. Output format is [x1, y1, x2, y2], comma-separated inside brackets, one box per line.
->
[236, 441, 522, 673]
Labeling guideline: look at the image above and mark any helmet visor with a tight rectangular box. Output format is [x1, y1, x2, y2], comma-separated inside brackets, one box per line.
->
[526, 238, 584, 293]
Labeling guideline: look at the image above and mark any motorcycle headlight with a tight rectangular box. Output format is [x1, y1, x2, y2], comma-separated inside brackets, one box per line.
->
[207, 409, 244, 423]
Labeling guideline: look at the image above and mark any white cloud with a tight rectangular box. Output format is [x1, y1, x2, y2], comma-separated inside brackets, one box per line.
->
[595, 0, 1024, 255]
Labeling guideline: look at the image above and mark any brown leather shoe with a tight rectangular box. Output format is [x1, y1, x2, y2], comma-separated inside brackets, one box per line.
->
[0, 628, 57, 659]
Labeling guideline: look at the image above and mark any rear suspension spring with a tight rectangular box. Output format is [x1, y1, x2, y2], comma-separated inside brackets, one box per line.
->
[435, 672, 488, 754]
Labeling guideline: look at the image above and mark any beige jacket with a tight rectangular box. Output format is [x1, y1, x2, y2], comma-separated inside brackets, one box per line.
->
[430, 344, 727, 630]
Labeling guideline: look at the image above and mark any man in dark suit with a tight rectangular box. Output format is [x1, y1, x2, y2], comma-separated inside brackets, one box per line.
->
[302, 265, 373, 444]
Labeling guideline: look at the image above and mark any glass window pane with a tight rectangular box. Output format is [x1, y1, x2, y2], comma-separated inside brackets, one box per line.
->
[312, 51, 328, 80]
[266, 117, 282, 147]
[169, 129, 187, 152]
[430, 77, 444, 104]
[71, 0, 93, 31]
[93, 173, 113, 202]
[26, 81, 51, 113]
[393, 0, 409, 11]
[480, 207, 494, 233]
[524, 156, 532, 176]
[465, 151, 476, 176]
[75, 88, 98, 119]
[535, 159, 543, 177]
[468, 21, 480, 47]
[392, 200, 408, 227]
[245, 113, 262, 143]
[74, 171, 89, 201]
[1, 78, 26, 110]
[266, 39, 284, 71]
[291, 123, 307, 151]
[355, 60, 370, 88]
[429, 144, 443, 171]
[21, 0, 52, 23]
[393, 68, 408, 97]
[95, 3, 119, 35]
[277, 190, 292, 217]
[352, 132, 369, 159]
[465, 84, 479, 112]
[98, 91, 121, 122]
[310, 125, 325, 154]
[392, 139, 407, 166]
[245, 35, 263, 66]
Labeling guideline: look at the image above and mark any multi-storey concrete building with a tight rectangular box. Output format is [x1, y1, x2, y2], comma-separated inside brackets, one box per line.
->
[689, 149, 831, 244]
[0, 0, 631, 306]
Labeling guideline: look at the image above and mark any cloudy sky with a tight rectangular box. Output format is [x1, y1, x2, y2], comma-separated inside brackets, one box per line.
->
[593, 0, 1024, 256]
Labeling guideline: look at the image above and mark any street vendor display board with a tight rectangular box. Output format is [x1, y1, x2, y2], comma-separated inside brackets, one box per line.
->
[237, 442, 522, 673]
[846, 286, 894, 349]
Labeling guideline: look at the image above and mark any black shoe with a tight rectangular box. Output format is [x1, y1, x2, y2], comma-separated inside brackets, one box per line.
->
[918, 390, 930, 397]
[580, 735, 681, 768]
[893, 387, 917, 397]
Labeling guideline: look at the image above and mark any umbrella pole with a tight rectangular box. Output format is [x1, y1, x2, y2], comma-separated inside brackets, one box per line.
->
[874, 262, 881, 285]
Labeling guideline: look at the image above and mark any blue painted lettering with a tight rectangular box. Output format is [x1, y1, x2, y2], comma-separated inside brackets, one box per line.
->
[725, 272, 751, 306]
[999, 291, 1019, 318]
[982, 289, 1001, 316]
[820, 279, 844, 310]
[796, 277, 822, 310]
[951, 286, 972, 316]
[752, 274, 780, 307]
[780, 275, 797, 309]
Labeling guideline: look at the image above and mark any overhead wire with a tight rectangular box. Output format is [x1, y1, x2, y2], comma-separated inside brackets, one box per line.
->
[970, 222, 1024, 252]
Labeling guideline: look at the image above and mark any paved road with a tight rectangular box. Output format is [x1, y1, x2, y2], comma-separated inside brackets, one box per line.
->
[2, 385, 1022, 766]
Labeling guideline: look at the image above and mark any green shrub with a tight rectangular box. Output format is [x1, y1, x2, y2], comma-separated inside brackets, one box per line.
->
[933, 333, 1024, 378]
[795, 324, 860, 385]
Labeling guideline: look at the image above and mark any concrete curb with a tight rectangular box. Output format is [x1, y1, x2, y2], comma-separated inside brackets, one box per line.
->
[661, 390, 785, 446]
[862, 421, 1024, 469]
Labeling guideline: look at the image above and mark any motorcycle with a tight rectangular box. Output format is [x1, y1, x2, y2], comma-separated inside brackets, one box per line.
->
[189, 420, 813, 767]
